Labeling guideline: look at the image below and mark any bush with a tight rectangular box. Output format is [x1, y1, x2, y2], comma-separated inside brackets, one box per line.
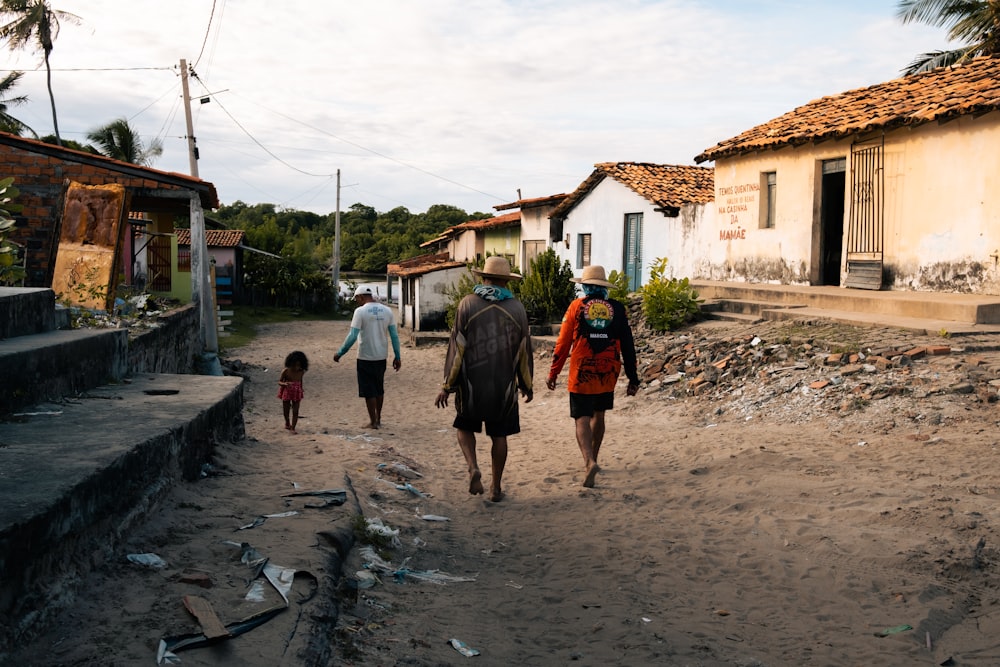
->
[606, 268, 631, 303]
[518, 249, 576, 324]
[640, 257, 703, 332]
[0, 177, 25, 286]
[444, 262, 481, 330]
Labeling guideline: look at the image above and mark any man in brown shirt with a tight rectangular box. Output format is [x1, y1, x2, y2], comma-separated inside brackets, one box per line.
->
[435, 256, 533, 502]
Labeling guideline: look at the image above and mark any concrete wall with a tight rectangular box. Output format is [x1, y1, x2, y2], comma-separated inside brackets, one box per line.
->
[416, 266, 467, 331]
[710, 112, 1000, 293]
[484, 226, 521, 268]
[555, 178, 718, 285]
[0, 300, 201, 415]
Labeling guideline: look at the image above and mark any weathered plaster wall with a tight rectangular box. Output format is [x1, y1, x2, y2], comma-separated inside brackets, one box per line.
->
[709, 112, 1000, 293]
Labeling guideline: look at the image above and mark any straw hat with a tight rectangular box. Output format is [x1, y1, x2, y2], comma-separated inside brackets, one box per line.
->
[571, 265, 613, 288]
[472, 256, 522, 281]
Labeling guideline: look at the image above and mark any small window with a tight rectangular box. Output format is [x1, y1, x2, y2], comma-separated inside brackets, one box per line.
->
[577, 233, 591, 268]
[177, 247, 191, 272]
[761, 172, 777, 229]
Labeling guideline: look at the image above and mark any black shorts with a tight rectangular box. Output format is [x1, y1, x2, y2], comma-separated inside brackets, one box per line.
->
[569, 391, 614, 418]
[453, 410, 521, 437]
[357, 359, 386, 398]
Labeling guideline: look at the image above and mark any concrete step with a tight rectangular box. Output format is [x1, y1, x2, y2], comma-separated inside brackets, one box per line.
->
[0, 328, 128, 415]
[691, 280, 1000, 325]
[0, 373, 245, 654]
[0, 287, 59, 339]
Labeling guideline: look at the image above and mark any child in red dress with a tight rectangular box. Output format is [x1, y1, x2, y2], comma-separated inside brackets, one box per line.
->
[277, 350, 309, 433]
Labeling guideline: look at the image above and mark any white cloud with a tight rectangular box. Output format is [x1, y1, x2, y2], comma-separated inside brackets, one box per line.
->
[4, 0, 948, 214]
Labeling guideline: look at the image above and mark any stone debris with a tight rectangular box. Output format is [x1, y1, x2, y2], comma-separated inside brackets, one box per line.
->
[628, 312, 1000, 428]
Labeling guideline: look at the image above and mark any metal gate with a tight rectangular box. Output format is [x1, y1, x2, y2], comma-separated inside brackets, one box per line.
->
[844, 138, 884, 290]
[146, 234, 172, 291]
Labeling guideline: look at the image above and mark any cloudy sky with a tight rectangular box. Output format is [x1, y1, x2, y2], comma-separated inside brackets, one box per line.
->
[4, 0, 948, 216]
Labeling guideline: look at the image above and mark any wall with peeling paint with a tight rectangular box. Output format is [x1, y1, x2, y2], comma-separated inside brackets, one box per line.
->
[708, 112, 1000, 293]
[555, 178, 719, 284]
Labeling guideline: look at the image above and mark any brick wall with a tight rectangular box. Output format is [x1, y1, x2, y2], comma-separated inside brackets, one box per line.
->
[0, 135, 217, 288]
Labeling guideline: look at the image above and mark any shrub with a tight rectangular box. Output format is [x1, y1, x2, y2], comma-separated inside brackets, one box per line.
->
[640, 257, 703, 332]
[0, 177, 25, 286]
[444, 261, 482, 330]
[606, 268, 631, 303]
[518, 249, 576, 324]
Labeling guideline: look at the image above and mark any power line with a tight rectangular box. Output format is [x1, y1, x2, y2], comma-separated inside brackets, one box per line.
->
[191, 0, 217, 71]
[193, 76, 334, 178]
[230, 91, 506, 202]
[0, 67, 172, 72]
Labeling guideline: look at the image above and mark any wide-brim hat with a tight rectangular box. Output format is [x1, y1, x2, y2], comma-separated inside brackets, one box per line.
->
[472, 256, 522, 281]
[571, 265, 613, 288]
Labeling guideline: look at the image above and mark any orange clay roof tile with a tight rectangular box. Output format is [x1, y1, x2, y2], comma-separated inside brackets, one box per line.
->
[550, 162, 714, 221]
[696, 55, 1000, 163]
[175, 228, 246, 248]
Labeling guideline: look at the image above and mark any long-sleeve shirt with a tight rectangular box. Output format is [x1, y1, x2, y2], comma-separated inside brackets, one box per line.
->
[337, 302, 401, 361]
[548, 295, 639, 394]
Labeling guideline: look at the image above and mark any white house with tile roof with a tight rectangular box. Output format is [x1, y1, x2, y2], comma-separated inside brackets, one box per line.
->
[695, 55, 1000, 294]
[549, 162, 716, 291]
[493, 193, 568, 276]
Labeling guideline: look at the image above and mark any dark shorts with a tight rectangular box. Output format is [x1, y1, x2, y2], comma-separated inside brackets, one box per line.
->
[357, 359, 386, 398]
[569, 391, 614, 418]
[453, 410, 521, 437]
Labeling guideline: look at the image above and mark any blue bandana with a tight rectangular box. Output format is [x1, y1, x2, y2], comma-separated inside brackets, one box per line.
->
[474, 284, 513, 301]
[581, 284, 609, 299]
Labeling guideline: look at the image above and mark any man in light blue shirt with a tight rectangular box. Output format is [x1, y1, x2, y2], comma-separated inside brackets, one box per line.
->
[334, 286, 401, 429]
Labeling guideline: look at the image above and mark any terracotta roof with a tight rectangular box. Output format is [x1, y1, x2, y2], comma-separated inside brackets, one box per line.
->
[696, 55, 1000, 164]
[451, 210, 521, 232]
[388, 252, 466, 277]
[494, 193, 568, 211]
[550, 162, 714, 221]
[175, 228, 247, 248]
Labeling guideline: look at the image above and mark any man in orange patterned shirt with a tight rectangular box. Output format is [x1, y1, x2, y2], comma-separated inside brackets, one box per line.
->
[546, 265, 639, 488]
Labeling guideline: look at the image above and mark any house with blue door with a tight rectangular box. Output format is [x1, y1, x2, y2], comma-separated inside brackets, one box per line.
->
[548, 162, 715, 290]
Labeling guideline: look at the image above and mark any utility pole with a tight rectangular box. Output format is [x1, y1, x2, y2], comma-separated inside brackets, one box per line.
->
[333, 169, 341, 309]
[180, 58, 216, 371]
[180, 58, 199, 178]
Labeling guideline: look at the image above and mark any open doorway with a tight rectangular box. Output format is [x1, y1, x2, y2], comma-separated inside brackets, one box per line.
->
[818, 158, 845, 286]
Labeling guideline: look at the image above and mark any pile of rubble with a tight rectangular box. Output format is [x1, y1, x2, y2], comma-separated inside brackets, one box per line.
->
[628, 307, 1000, 428]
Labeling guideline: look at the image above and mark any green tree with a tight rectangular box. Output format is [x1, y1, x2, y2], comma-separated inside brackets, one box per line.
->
[0, 70, 35, 136]
[518, 249, 576, 325]
[0, 0, 81, 145]
[897, 0, 1000, 74]
[86, 117, 163, 166]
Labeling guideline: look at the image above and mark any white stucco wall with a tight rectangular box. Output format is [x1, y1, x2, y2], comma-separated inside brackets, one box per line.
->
[414, 266, 468, 331]
[448, 230, 478, 263]
[556, 178, 719, 286]
[710, 112, 1000, 293]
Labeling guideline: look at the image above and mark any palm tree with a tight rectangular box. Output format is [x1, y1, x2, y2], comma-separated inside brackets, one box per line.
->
[897, 0, 1000, 74]
[0, 0, 81, 145]
[0, 70, 36, 137]
[86, 118, 164, 167]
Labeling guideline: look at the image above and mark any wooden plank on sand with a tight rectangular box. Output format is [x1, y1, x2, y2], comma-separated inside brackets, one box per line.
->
[183, 595, 231, 639]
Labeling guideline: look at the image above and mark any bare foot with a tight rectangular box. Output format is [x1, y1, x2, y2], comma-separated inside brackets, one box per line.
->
[489, 489, 505, 502]
[469, 469, 484, 495]
[362, 422, 379, 430]
[284, 424, 292, 430]
[583, 462, 600, 488]
[290, 429, 298, 435]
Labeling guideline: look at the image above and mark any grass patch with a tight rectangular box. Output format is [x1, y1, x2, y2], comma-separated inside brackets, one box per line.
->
[220, 305, 345, 351]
